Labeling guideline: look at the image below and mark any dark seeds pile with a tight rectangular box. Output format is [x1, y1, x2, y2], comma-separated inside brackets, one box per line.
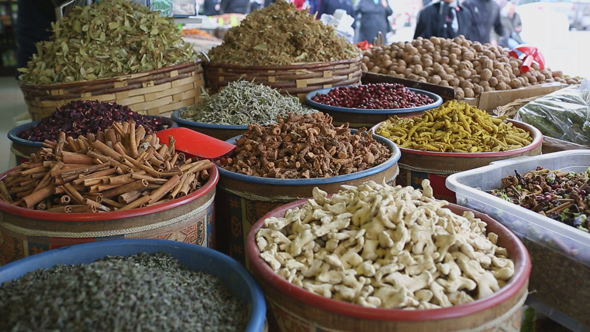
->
[0, 252, 248, 332]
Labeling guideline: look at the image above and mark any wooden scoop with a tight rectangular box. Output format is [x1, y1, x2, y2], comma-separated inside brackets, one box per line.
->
[156, 127, 235, 160]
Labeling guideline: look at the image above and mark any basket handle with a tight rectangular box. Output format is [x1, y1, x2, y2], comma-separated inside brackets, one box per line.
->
[199, 51, 210, 63]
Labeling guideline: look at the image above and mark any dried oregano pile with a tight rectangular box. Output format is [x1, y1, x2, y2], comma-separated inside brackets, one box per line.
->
[0, 252, 247, 332]
[179, 81, 315, 125]
[19, 0, 195, 84]
[207, 1, 359, 65]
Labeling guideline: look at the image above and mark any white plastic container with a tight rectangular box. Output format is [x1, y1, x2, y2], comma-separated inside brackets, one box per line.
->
[446, 150, 590, 332]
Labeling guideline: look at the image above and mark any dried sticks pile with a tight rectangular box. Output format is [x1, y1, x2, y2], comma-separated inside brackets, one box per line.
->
[0, 121, 213, 212]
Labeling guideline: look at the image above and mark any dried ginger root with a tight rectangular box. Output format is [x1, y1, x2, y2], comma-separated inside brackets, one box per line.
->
[256, 180, 515, 309]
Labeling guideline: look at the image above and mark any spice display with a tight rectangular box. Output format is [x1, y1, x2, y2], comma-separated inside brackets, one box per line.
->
[0, 252, 247, 331]
[207, 1, 359, 66]
[376, 100, 533, 152]
[361, 36, 581, 99]
[1, 121, 213, 212]
[256, 180, 514, 309]
[489, 166, 590, 232]
[18, 0, 195, 84]
[217, 112, 392, 178]
[18, 100, 169, 142]
[311, 83, 434, 109]
[178, 81, 315, 125]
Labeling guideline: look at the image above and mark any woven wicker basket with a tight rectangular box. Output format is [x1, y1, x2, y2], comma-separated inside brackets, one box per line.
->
[203, 57, 362, 102]
[19, 60, 205, 120]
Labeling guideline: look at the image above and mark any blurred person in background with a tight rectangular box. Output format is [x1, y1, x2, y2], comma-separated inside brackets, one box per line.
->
[413, 0, 474, 39]
[355, 0, 393, 43]
[463, 0, 504, 44]
[497, 1, 523, 49]
[202, 0, 221, 15]
[318, 0, 356, 28]
[16, 0, 56, 77]
[220, 0, 251, 13]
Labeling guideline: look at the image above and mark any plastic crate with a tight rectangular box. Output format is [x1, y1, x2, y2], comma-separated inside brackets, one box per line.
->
[446, 150, 590, 332]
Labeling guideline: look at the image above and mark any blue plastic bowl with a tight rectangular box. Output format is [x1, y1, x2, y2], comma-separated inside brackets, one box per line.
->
[219, 130, 401, 186]
[0, 239, 267, 332]
[8, 115, 178, 150]
[305, 85, 443, 115]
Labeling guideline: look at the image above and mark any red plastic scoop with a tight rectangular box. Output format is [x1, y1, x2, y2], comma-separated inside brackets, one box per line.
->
[156, 127, 236, 160]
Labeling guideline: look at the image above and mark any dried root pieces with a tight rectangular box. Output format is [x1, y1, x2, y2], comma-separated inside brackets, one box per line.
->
[256, 180, 515, 309]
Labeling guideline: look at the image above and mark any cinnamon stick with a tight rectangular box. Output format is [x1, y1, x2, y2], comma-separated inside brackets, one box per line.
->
[170, 173, 192, 199]
[149, 175, 180, 203]
[23, 184, 55, 209]
[61, 163, 110, 177]
[131, 173, 168, 184]
[73, 168, 117, 185]
[105, 128, 118, 145]
[122, 155, 161, 177]
[135, 125, 146, 144]
[21, 166, 48, 176]
[102, 179, 149, 198]
[87, 133, 96, 145]
[92, 140, 123, 161]
[48, 205, 72, 213]
[61, 152, 94, 164]
[55, 132, 66, 156]
[118, 190, 143, 204]
[129, 122, 139, 158]
[84, 198, 111, 212]
[0, 181, 13, 202]
[70, 205, 97, 213]
[101, 197, 124, 208]
[60, 195, 71, 204]
[63, 183, 85, 205]
[114, 142, 129, 157]
[119, 195, 152, 211]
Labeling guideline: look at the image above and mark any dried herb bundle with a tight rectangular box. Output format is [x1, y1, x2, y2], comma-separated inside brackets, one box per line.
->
[207, 1, 359, 65]
[0, 252, 248, 331]
[19, 0, 195, 84]
[179, 81, 315, 125]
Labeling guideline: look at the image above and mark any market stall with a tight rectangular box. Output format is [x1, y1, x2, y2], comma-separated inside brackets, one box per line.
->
[1, 0, 589, 331]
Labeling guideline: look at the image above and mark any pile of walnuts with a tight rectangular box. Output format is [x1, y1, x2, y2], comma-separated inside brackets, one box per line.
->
[361, 36, 581, 99]
[218, 113, 392, 179]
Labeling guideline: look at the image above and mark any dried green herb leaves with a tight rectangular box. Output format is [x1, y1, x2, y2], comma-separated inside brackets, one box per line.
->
[207, 1, 359, 66]
[179, 81, 315, 125]
[18, 0, 195, 85]
[0, 252, 248, 332]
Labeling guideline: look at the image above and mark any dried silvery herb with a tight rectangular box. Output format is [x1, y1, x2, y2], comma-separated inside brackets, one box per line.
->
[0, 252, 248, 332]
[179, 80, 315, 125]
[18, 0, 195, 85]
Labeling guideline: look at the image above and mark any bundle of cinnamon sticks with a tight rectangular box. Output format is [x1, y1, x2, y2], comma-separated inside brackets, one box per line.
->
[0, 121, 214, 212]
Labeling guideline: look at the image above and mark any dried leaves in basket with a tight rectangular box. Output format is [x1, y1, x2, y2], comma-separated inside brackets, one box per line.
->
[18, 0, 195, 85]
[178, 81, 315, 125]
[207, 1, 359, 65]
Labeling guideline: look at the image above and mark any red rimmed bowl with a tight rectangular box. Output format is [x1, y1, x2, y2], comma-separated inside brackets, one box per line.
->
[371, 119, 543, 202]
[246, 199, 531, 332]
[0, 166, 219, 266]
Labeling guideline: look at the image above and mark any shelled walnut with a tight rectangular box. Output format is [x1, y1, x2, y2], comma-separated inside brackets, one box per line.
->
[217, 113, 392, 179]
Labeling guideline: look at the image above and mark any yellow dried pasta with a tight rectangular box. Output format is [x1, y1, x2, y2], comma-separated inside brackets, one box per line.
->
[376, 100, 533, 152]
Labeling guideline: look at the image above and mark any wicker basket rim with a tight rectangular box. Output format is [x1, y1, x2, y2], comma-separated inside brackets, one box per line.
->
[19, 59, 203, 90]
[204, 56, 362, 70]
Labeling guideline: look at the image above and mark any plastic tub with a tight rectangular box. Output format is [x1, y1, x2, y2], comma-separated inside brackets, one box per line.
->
[172, 109, 247, 141]
[0, 166, 219, 266]
[0, 239, 267, 332]
[446, 150, 590, 331]
[8, 116, 177, 165]
[246, 199, 531, 332]
[371, 119, 543, 203]
[305, 86, 443, 128]
[215, 133, 401, 266]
